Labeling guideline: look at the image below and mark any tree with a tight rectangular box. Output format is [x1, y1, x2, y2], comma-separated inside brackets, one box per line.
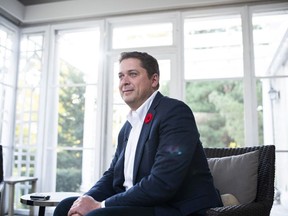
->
[56, 60, 85, 192]
[185, 80, 244, 147]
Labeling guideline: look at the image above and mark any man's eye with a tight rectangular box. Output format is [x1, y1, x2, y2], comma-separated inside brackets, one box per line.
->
[130, 72, 137, 77]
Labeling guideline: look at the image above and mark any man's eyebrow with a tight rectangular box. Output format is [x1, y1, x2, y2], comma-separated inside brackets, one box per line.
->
[118, 70, 138, 74]
[128, 69, 138, 73]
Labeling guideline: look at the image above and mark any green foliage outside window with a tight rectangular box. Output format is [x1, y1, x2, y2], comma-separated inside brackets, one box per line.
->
[185, 80, 244, 148]
[56, 61, 85, 192]
[55, 61, 264, 190]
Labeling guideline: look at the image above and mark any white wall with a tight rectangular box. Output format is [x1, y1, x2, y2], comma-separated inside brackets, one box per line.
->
[1, 0, 266, 24]
[0, 0, 24, 21]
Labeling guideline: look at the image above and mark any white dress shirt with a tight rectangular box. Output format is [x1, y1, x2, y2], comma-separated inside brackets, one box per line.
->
[101, 91, 158, 207]
[123, 91, 158, 190]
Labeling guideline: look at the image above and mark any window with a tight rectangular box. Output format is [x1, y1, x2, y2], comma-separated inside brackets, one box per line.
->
[184, 13, 244, 147]
[54, 28, 102, 192]
[12, 23, 104, 205]
[14, 32, 44, 210]
[0, 20, 18, 177]
[108, 15, 176, 162]
[252, 8, 288, 205]
[112, 23, 173, 49]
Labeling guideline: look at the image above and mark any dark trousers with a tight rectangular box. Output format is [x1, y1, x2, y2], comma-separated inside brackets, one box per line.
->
[53, 196, 206, 216]
[53, 196, 155, 216]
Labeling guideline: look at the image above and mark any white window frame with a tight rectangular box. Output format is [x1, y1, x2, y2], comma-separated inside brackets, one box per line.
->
[18, 25, 50, 192]
[20, 20, 106, 193]
[105, 12, 182, 166]
[182, 6, 260, 147]
[0, 16, 19, 178]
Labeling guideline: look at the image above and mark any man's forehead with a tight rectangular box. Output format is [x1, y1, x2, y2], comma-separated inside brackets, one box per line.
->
[120, 58, 143, 70]
[120, 58, 141, 65]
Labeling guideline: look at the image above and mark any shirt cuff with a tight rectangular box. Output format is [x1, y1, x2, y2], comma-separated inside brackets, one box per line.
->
[100, 200, 106, 208]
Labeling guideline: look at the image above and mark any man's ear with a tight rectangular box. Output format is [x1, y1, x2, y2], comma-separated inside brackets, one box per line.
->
[151, 73, 159, 88]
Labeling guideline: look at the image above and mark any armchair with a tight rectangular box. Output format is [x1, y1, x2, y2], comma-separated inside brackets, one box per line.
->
[204, 145, 275, 216]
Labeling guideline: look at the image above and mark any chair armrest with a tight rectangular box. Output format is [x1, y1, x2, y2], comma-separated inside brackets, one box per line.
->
[0, 181, 4, 215]
[4, 177, 38, 185]
[206, 201, 273, 216]
[0, 182, 4, 193]
[0, 181, 4, 200]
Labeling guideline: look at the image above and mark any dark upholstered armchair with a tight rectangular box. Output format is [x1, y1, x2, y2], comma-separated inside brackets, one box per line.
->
[204, 145, 275, 216]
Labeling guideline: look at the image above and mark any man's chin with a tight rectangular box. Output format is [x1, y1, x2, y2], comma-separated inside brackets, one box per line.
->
[123, 98, 133, 104]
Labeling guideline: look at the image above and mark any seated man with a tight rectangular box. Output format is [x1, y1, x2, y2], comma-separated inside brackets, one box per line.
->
[54, 51, 222, 216]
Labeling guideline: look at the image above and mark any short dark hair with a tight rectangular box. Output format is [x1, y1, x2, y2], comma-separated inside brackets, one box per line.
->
[119, 51, 160, 79]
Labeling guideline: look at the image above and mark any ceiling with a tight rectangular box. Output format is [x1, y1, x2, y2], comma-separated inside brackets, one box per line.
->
[18, 0, 73, 6]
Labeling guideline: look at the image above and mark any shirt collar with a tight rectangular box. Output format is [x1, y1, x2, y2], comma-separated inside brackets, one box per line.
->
[127, 91, 158, 127]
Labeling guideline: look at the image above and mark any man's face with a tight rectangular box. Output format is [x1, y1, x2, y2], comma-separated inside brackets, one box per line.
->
[118, 58, 159, 110]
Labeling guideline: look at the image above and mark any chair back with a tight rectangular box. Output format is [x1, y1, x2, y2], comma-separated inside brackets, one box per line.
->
[204, 145, 275, 216]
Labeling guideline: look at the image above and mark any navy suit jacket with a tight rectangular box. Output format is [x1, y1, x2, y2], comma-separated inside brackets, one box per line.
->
[86, 92, 222, 215]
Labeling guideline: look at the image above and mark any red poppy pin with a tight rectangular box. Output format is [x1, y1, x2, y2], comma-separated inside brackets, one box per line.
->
[144, 113, 153, 124]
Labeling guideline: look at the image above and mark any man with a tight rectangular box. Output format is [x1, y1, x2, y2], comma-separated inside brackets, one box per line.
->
[54, 51, 222, 216]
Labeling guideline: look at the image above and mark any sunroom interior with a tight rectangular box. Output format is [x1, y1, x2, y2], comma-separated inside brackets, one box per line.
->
[0, 0, 288, 215]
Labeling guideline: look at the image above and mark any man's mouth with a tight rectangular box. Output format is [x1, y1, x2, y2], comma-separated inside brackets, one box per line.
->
[122, 89, 133, 93]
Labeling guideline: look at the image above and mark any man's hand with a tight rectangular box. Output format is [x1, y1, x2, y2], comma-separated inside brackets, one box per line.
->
[68, 195, 101, 216]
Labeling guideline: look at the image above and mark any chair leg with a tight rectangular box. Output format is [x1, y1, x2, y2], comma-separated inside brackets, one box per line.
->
[7, 183, 15, 216]
[4, 177, 38, 215]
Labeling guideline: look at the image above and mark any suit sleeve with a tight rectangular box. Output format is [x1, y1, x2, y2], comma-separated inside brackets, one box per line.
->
[85, 123, 129, 201]
[84, 150, 118, 201]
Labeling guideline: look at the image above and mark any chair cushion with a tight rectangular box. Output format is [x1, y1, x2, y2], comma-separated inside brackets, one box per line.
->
[221, 194, 240, 206]
[207, 150, 259, 204]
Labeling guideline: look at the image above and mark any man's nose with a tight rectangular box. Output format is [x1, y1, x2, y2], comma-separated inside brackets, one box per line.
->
[120, 75, 130, 85]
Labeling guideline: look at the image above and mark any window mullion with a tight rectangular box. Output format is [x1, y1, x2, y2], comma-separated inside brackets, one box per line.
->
[241, 6, 259, 146]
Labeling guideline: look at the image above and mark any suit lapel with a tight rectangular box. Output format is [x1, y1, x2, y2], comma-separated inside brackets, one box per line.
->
[133, 92, 163, 182]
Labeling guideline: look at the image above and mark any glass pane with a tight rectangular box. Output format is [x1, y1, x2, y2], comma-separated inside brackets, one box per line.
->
[256, 77, 286, 147]
[0, 85, 14, 145]
[19, 34, 44, 88]
[58, 85, 86, 148]
[55, 29, 100, 192]
[0, 24, 16, 145]
[0, 25, 14, 85]
[185, 80, 244, 147]
[112, 23, 173, 49]
[253, 9, 288, 212]
[158, 59, 170, 96]
[56, 149, 82, 192]
[184, 15, 243, 79]
[14, 33, 44, 185]
[253, 11, 288, 77]
[56, 83, 98, 191]
[57, 30, 100, 84]
[275, 152, 288, 206]
[257, 77, 288, 209]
